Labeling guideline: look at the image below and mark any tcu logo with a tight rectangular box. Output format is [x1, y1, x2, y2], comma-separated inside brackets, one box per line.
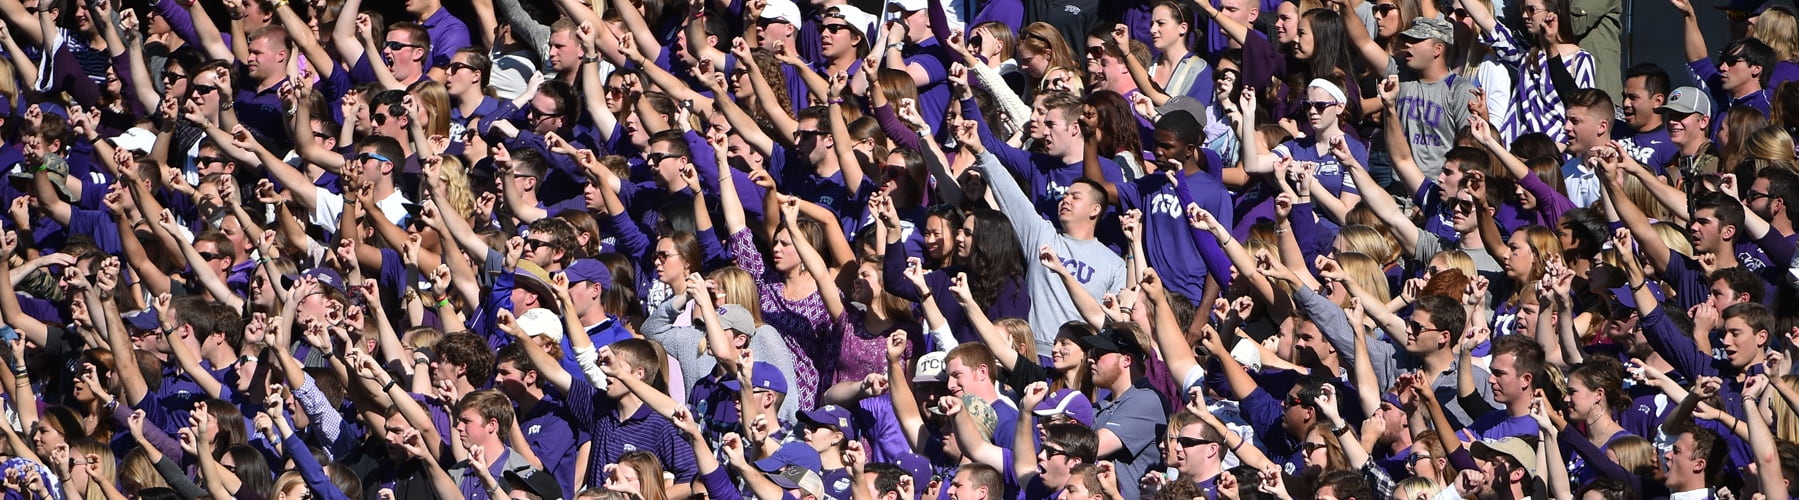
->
[1148, 192, 1183, 219]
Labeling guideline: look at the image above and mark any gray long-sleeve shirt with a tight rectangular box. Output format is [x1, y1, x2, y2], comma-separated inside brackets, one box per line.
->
[974, 151, 1127, 352]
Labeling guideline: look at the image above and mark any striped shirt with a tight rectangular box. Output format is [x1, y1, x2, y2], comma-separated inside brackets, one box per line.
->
[1484, 24, 1596, 144]
[565, 377, 699, 487]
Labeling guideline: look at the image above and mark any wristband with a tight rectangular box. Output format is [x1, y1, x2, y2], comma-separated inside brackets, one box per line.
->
[381, 379, 398, 392]
[436, 298, 451, 308]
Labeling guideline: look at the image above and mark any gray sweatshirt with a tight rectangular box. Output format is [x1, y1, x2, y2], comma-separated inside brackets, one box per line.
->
[975, 152, 1127, 352]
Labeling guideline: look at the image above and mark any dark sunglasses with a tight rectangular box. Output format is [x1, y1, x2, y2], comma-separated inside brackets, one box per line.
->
[191, 84, 220, 95]
[1085, 46, 1107, 58]
[356, 152, 393, 163]
[1301, 441, 1329, 453]
[383, 41, 421, 51]
[198, 251, 229, 262]
[529, 108, 564, 119]
[1303, 100, 1339, 113]
[523, 239, 556, 250]
[1373, 4, 1398, 15]
[1176, 436, 1214, 448]
[311, 131, 334, 140]
[194, 156, 226, 165]
[447, 62, 477, 73]
[822, 23, 857, 34]
[1720, 54, 1747, 67]
[795, 129, 829, 140]
[1042, 446, 1071, 459]
[645, 152, 685, 164]
[1450, 198, 1478, 214]
[163, 72, 188, 82]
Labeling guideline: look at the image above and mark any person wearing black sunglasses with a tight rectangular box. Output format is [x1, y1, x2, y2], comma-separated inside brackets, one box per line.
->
[377, 24, 435, 89]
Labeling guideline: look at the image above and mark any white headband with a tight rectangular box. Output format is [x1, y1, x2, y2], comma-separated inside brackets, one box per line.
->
[1308, 78, 1348, 104]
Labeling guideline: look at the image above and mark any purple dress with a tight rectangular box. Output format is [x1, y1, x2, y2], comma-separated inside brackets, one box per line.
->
[832, 306, 920, 385]
[729, 228, 836, 409]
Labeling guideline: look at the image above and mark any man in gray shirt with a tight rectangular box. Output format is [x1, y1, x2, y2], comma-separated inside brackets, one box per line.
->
[967, 145, 1127, 353]
[1387, 18, 1474, 179]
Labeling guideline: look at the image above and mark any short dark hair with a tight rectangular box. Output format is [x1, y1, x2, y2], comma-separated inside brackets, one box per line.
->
[864, 463, 905, 496]
[1708, 266, 1765, 304]
[1044, 422, 1099, 464]
[1693, 191, 1747, 242]
[1725, 38, 1777, 88]
[1491, 335, 1546, 387]
[1722, 302, 1775, 346]
[1415, 294, 1467, 346]
[1757, 167, 1799, 228]
[1317, 469, 1375, 500]
[435, 332, 495, 384]
[1625, 63, 1671, 98]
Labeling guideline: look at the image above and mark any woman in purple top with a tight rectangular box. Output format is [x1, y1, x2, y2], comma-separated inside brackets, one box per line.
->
[1558, 359, 1639, 482]
[883, 209, 1031, 345]
[719, 152, 838, 410]
[786, 196, 922, 385]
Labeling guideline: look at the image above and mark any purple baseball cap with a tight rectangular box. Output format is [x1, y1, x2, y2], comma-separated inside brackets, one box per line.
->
[1033, 389, 1096, 427]
[800, 404, 859, 440]
[561, 259, 612, 289]
[725, 361, 788, 394]
[755, 441, 822, 473]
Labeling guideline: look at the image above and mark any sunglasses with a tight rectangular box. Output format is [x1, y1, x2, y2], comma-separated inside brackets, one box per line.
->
[1373, 4, 1398, 15]
[1747, 191, 1774, 202]
[795, 129, 829, 140]
[822, 23, 857, 34]
[447, 62, 477, 74]
[645, 152, 685, 164]
[311, 131, 334, 140]
[1720, 54, 1747, 67]
[1301, 441, 1329, 453]
[523, 239, 556, 250]
[192, 84, 220, 95]
[163, 72, 188, 83]
[1450, 198, 1478, 214]
[195, 156, 226, 165]
[198, 251, 229, 262]
[356, 152, 393, 163]
[1085, 46, 1107, 58]
[383, 41, 422, 51]
[1175, 436, 1214, 448]
[1303, 100, 1340, 113]
[1042, 446, 1071, 459]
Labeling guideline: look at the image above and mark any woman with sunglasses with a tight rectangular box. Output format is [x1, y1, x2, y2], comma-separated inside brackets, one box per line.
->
[1242, 80, 1367, 225]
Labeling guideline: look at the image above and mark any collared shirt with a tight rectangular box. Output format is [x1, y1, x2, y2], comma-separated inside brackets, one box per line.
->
[1094, 384, 1168, 500]
[519, 394, 588, 495]
[232, 71, 295, 154]
[566, 378, 698, 486]
[451, 446, 533, 499]
[1670, 489, 1712, 500]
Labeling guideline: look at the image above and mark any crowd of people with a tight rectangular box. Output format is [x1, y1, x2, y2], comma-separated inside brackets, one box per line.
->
[0, 0, 1797, 497]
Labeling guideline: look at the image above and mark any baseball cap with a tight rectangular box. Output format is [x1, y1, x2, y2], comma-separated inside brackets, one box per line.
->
[1078, 327, 1146, 358]
[769, 465, 827, 498]
[515, 308, 564, 342]
[962, 395, 999, 436]
[1472, 437, 1538, 476]
[889, 0, 926, 12]
[1658, 86, 1715, 118]
[503, 467, 565, 500]
[825, 5, 877, 37]
[755, 441, 823, 473]
[799, 404, 859, 440]
[110, 127, 158, 154]
[35, 154, 74, 202]
[701, 304, 758, 335]
[123, 308, 161, 332]
[1033, 389, 1096, 427]
[723, 361, 789, 394]
[300, 268, 344, 292]
[895, 453, 932, 487]
[760, 0, 802, 25]
[912, 351, 949, 383]
[1399, 17, 1454, 44]
[561, 259, 612, 289]
[512, 261, 562, 314]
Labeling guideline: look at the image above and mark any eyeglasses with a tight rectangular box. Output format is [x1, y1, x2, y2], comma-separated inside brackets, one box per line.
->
[1408, 320, 1446, 334]
[356, 152, 393, 164]
[645, 152, 685, 164]
[1042, 446, 1071, 459]
[195, 156, 226, 165]
[1175, 436, 1215, 448]
[1448, 7, 1471, 19]
[794, 130, 829, 140]
[1747, 191, 1774, 202]
[1085, 46, 1107, 59]
[528, 108, 563, 120]
[523, 239, 556, 250]
[605, 86, 628, 94]
[1407, 453, 1435, 466]
[191, 84, 220, 95]
[1301, 441, 1329, 453]
[1450, 198, 1478, 214]
[311, 131, 334, 140]
[198, 251, 229, 262]
[447, 62, 477, 74]
[1303, 101, 1340, 113]
[1373, 4, 1397, 15]
[653, 251, 678, 261]
[822, 23, 857, 34]
[163, 72, 188, 83]
[1283, 395, 1312, 409]
[383, 41, 422, 51]
[1720, 54, 1747, 67]
[1521, 4, 1541, 15]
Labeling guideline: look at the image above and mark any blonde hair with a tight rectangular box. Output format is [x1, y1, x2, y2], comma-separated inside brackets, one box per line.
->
[435, 155, 477, 221]
[708, 266, 764, 325]
[1773, 375, 1799, 442]
[119, 448, 168, 494]
[1337, 252, 1392, 304]
[402, 326, 445, 350]
[1433, 249, 1477, 279]
[70, 440, 116, 500]
[1607, 435, 1656, 475]
[1511, 226, 1564, 287]
[1337, 225, 1401, 264]
[1745, 126, 1798, 165]
[620, 451, 670, 500]
[1651, 221, 1695, 259]
[1393, 476, 1444, 500]
[406, 80, 452, 137]
[997, 318, 1039, 362]
[1622, 174, 1674, 221]
[274, 472, 307, 499]
[1753, 6, 1799, 62]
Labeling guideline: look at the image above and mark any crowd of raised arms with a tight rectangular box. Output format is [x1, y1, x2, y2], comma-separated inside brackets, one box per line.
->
[1, 0, 1798, 497]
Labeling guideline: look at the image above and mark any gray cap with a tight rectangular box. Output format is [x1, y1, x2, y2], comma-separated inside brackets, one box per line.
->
[1399, 17, 1454, 44]
[710, 304, 758, 334]
[1658, 86, 1714, 117]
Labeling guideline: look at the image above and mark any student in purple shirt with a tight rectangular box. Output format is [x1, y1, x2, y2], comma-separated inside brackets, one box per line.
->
[1614, 65, 1679, 173]
[525, 329, 700, 495]
[884, 0, 954, 135]
[493, 344, 590, 496]
[1083, 109, 1231, 306]
[1461, 336, 1548, 440]
[405, 0, 472, 69]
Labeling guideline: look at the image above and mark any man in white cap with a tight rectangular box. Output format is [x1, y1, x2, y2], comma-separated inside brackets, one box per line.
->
[1659, 86, 1718, 179]
[757, 0, 804, 53]
[817, 5, 875, 79]
[881, 0, 954, 134]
